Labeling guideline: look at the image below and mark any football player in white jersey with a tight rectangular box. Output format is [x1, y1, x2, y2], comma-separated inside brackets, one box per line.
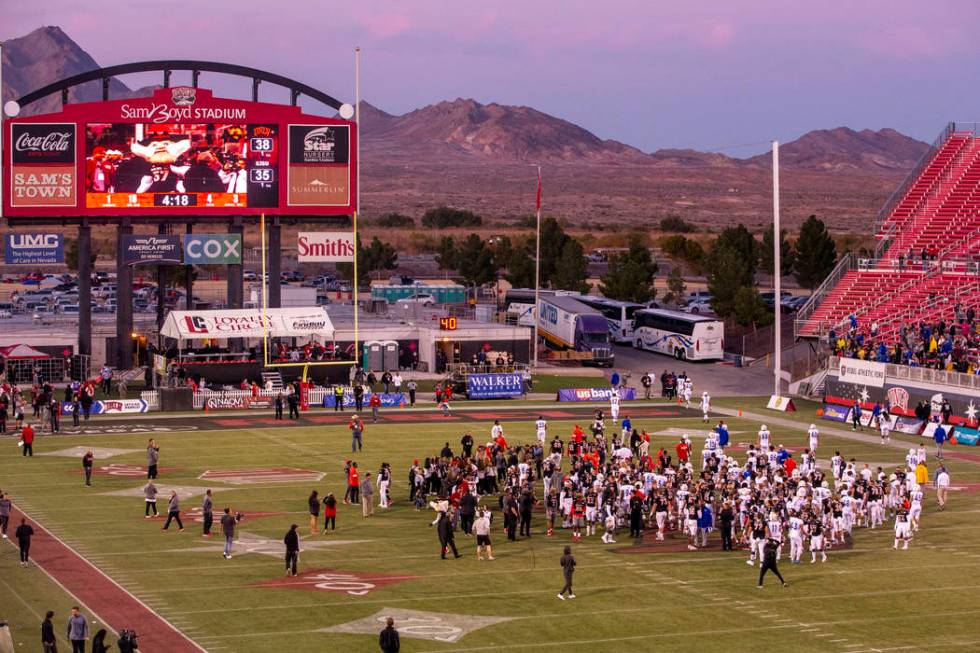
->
[535, 416, 548, 444]
[909, 485, 924, 531]
[682, 380, 694, 409]
[491, 420, 504, 442]
[758, 425, 772, 453]
[609, 391, 620, 425]
[807, 424, 819, 453]
[787, 511, 805, 564]
[766, 512, 784, 560]
[700, 392, 711, 423]
[879, 416, 891, 444]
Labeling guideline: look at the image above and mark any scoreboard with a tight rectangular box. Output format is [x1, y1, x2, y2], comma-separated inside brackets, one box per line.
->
[3, 86, 356, 220]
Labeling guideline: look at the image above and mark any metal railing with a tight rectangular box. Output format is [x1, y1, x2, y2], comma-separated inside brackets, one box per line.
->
[793, 253, 854, 338]
[828, 355, 980, 392]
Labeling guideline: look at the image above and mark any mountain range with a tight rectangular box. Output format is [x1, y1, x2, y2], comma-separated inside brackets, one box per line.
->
[2, 26, 930, 230]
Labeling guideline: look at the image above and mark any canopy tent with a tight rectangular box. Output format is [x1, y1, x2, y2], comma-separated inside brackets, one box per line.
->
[160, 307, 334, 342]
[0, 344, 52, 359]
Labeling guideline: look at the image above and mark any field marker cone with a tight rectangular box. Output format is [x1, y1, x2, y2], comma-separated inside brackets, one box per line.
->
[738, 408, 743, 417]
[204, 403, 209, 414]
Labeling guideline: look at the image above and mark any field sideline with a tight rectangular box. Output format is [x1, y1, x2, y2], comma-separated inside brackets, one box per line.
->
[1, 399, 978, 652]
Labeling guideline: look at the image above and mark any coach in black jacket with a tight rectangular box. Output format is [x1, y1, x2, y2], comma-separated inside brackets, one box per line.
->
[437, 512, 460, 559]
[379, 617, 400, 652]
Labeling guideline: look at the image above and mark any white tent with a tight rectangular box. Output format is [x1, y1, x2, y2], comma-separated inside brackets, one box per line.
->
[160, 307, 334, 342]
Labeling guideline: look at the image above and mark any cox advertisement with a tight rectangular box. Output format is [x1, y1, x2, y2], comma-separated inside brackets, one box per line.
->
[322, 392, 406, 408]
[467, 373, 524, 399]
[557, 387, 636, 402]
[183, 234, 242, 265]
[4, 233, 64, 264]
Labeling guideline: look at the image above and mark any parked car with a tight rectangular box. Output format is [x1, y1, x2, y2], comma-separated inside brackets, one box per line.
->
[243, 271, 258, 281]
[281, 271, 304, 282]
[760, 291, 793, 309]
[686, 291, 713, 302]
[682, 298, 713, 314]
[395, 293, 436, 307]
[0, 309, 12, 319]
[781, 295, 810, 312]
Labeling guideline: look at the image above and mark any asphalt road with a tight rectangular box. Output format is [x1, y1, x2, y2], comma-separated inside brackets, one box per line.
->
[609, 343, 775, 396]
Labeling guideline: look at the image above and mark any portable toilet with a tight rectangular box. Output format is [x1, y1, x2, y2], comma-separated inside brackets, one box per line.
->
[381, 340, 399, 371]
[362, 341, 384, 372]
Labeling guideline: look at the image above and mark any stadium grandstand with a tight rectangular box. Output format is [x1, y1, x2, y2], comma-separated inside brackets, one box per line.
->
[795, 122, 980, 372]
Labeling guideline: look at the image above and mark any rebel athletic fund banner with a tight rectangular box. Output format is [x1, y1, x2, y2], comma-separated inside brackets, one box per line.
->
[321, 392, 406, 408]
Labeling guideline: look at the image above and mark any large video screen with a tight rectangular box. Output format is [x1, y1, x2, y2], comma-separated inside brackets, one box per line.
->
[84, 122, 279, 209]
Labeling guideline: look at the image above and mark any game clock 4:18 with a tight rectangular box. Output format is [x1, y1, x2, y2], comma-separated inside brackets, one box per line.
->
[153, 193, 198, 207]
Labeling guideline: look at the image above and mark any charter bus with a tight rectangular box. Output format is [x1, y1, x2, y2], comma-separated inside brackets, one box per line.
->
[573, 296, 645, 344]
[632, 308, 724, 361]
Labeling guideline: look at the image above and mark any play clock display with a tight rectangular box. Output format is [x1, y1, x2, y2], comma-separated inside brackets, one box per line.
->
[439, 316, 458, 331]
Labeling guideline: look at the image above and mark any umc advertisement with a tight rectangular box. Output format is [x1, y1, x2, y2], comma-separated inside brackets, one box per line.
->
[4, 233, 65, 264]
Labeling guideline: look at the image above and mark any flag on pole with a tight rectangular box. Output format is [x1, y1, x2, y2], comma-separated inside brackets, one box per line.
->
[536, 167, 542, 212]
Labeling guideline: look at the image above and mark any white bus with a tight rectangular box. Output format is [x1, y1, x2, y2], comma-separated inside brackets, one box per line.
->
[632, 308, 724, 361]
[574, 296, 645, 344]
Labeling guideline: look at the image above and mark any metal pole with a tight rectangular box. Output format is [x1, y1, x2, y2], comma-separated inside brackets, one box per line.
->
[773, 140, 782, 397]
[533, 165, 541, 369]
[353, 46, 361, 362]
[0, 41, 4, 225]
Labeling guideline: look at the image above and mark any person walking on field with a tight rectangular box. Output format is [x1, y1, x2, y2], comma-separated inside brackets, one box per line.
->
[284, 523, 300, 576]
[67, 606, 90, 653]
[350, 415, 364, 452]
[308, 490, 320, 535]
[557, 545, 576, 599]
[146, 438, 160, 479]
[379, 616, 400, 653]
[0, 493, 11, 539]
[757, 537, 788, 588]
[474, 508, 495, 560]
[15, 517, 34, 567]
[437, 510, 461, 559]
[220, 507, 237, 559]
[407, 379, 417, 407]
[274, 392, 284, 420]
[936, 465, 950, 511]
[202, 489, 214, 537]
[143, 481, 158, 518]
[360, 473, 375, 517]
[370, 393, 381, 423]
[82, 450, 94, 487]
[20, 422, 34, 456]
[41, 610, 57, 653]
[161, 491, 184, 532]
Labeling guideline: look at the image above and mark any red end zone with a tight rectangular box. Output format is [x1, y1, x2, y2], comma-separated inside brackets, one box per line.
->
[250, 568, 418, 595]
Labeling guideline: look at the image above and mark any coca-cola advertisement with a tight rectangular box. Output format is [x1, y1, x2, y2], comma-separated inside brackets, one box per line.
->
[11, 123, 76, 164]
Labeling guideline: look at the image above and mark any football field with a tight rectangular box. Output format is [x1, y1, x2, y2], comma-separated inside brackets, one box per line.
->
[1, 399, 979, 653]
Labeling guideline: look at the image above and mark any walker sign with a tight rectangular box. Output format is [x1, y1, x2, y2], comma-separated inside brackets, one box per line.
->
[183, 234, 242, 265]
[466, 373, 524, 399]
[4, 233, 64, 264]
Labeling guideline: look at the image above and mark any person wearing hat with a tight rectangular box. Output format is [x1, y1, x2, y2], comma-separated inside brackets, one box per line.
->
[283, 524, 300, 576]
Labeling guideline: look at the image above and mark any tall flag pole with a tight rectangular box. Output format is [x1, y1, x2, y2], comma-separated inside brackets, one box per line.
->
[533, 165, 542, 369]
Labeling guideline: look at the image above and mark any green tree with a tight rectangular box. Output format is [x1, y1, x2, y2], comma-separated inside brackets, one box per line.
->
[454, 234, 498, 287]
[794, 215, 838, 290]
[65, 237, 97, 273]
[714, 224, 759, 280]
[659, 235, 706, 274]
[420, 206, 483, 228]
[373, 212, 415, 228]
[552, 239, 591, 293]
[599, 235, 658, 303]
[663, 268, 687, 307]
[336, 236, 398, 287]
[435, 236, 457, 271]
[760, 224, 796, 278]
[731, 286, 774, 328]
[706, 244, 752, 318]
[659, 216, 697, 233]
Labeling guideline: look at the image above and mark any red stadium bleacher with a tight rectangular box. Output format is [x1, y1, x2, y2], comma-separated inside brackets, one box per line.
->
[796, 122, 980, 344]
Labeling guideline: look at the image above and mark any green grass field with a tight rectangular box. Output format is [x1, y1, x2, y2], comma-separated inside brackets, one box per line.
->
[1, 402, 979, 652]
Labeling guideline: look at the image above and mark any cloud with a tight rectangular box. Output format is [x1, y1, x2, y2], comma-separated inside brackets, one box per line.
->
[360, 14, 413, 39]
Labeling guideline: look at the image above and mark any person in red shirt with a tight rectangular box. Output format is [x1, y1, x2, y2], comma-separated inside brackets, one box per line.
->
[369, 393, 381, 423]
[20, 423, 34, 457]
[784, 455, 797, 476]
[348, 462, 360, 504]
[676, 437, 690, 464]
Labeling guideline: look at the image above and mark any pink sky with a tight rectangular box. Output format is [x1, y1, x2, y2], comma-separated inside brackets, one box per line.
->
[5, 0, 980, 153]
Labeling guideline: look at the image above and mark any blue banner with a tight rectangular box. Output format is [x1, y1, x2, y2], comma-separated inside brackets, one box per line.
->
[557, 387, 637, 402]
[954, 426, 979, 447]
[322, 392, 406, 408]
[467, 373, 524, 399]
[4, 233, 64, 264]
[821, 403, 851, 422]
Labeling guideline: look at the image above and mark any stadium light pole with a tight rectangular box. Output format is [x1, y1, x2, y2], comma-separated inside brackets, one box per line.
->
[533, 164, 542, 370]
[772, 140, 782, 397]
